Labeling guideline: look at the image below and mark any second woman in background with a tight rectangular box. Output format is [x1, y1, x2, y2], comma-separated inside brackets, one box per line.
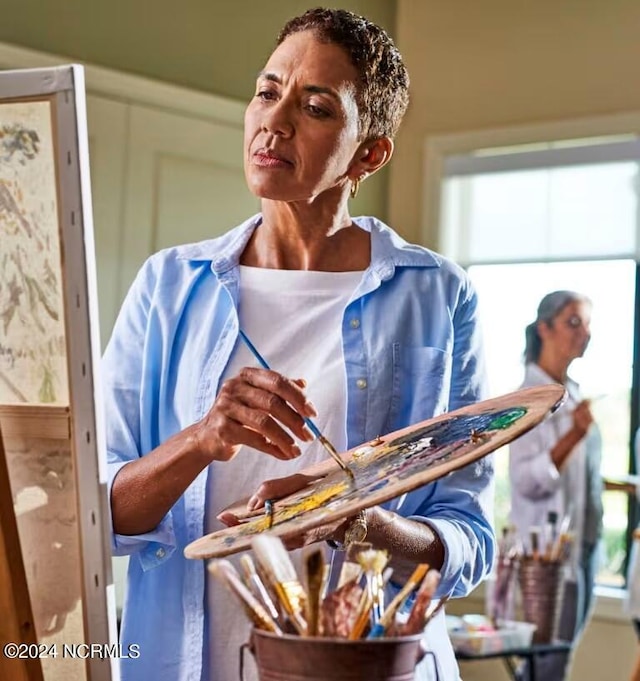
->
[509, 290, 603, 681]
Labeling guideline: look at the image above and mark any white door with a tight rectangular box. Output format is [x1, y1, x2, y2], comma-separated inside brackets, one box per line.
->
[120, 104, 258, 302]
[86, 95, 128, 349]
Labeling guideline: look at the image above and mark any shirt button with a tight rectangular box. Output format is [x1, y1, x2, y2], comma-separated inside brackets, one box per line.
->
[356, 378, 367, 390]
[350, 318, 360, 329]
[156, 547, 166, 559]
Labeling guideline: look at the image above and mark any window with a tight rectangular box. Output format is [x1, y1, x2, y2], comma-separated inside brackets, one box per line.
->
[440, 137, 640, 586]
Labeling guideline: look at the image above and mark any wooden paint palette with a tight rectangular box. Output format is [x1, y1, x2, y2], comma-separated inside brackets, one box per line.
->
[184, 385, 565, 560]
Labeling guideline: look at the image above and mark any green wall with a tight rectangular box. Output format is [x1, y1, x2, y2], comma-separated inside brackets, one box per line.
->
[0, 0, 396, 219]
[0, 0, 396, 100]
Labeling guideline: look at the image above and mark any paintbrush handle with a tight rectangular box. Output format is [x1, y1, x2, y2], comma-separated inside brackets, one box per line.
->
[305, 549, 325, 637]
[238, 329, 353, 477]
[367, 563, 429, 639]
[240, 554, 280, 621]
[401, 569, 440, 635]
[424, 595, 450, 626]
[239, 329, 323, 437]
[238, 329, 270, 370]
[348, 592, 374, 640]
[209, 560, 282, 635]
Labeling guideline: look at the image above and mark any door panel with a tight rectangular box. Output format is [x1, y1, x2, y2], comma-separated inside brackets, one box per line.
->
[121, 105, 258, 300]
[86, 95, 128, 348]
[153, 153, 252, 251]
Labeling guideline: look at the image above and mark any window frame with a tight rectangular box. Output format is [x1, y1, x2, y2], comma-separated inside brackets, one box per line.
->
[424, 113, 640, 604]
[421, 112, 640, 254]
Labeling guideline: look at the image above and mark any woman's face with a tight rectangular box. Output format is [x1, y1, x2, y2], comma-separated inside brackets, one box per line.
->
[541, 300, 592, 363]
[244, 31, 363, 202]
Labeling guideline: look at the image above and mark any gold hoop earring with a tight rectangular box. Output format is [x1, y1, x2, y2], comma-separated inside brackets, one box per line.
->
[350, 176, 360, 199]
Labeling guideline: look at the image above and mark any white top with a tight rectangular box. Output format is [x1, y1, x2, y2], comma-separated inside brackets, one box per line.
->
[206, 265, 363, 681]
[508, 363, 588, 571]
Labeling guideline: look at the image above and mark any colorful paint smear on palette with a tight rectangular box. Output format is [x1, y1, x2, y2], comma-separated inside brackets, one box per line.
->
[220, 407, 526, 547]
[228, 479, 353, 537]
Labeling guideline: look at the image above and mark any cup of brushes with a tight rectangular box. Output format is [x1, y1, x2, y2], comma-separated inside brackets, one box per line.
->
[208, 533, 447, 681]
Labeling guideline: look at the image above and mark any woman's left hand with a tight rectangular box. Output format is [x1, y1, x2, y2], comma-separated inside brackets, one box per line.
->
[217, 471, 351, 549]
[218, 472, 444, 575]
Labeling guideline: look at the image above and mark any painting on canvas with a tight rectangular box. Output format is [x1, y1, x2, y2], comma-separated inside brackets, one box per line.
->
[0, 99, 68, 405]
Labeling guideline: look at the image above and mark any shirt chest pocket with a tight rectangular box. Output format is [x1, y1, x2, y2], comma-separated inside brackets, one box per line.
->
[385, 344, 452, 432]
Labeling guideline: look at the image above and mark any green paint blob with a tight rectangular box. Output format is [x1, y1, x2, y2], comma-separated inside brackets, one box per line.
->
[487, 407, 527, 430]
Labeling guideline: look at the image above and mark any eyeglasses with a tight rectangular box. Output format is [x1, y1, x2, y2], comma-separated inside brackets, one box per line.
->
[563, 315, 587, 330]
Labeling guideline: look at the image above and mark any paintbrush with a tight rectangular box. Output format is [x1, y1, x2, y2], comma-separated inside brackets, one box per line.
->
[304, 548, 325, 636]
[342, 565, 393, 640]
[544, 511, 558, 560]
[549, 514, 572, 561]
[239, 554, 280, 622]
[320, 563, 331, 601]
[254, 556, 286, 620]
[382, 566, 394, 587]
[238, 329, 355, 482]
[208, 559, 282, 635]
[337, 541, 371, 589]
[348, 591, 374, 640]
[424, 594, 450, 626]
[557, 512, 572, 537]
[400, 568, 440, 635]
[367, 563, 429, 639]
[550, 531, 574, 563]
[356, 549, 389, 625]
[252, 534, 308, 635]
[529, 525, 541, 561]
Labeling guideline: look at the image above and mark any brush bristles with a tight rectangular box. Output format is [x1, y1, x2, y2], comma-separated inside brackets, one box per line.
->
[239, 554, 256, 581]
[208, 560, 281, 634]
[357, 549, 389, 574]
[252, 534, 308, 634]
[337, 562, 363, 589]
[356, 549, 389, 624]
[253, 534, 299, 584]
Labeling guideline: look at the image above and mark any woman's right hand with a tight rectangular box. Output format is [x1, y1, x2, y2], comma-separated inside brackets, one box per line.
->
[572, 399, 594, 437]
[193, 367, 316, 462]
[111, 367, 316, 535]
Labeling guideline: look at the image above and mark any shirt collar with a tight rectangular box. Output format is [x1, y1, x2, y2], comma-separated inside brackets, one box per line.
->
[174, 214, 442, 275]
[525, 362, 579, 396]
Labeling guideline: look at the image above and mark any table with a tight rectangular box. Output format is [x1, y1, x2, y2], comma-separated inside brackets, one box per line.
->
[603, 473, 639, 495]
[456, 641, 572, 681]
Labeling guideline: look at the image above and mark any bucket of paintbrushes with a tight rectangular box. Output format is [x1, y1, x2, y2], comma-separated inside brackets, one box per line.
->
[212, 536, 442, 681]
[518, 557, 564, 643]
[243, 629, 428, 681]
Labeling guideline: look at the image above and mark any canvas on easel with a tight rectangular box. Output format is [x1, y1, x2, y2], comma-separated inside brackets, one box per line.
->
[0, 65, 116, 681]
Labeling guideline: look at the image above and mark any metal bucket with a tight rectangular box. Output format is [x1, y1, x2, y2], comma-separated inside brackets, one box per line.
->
[518, 559, 564, 644]
[242, 629, 434, 681]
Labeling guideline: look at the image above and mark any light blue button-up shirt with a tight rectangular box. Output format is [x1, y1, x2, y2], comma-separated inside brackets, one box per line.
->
[103, 214, 495, 681]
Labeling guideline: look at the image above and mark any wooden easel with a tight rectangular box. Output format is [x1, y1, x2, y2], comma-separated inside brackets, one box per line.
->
[0, 65, 116, 681]
[631, 650, 640, 681]
[0, 424, 44, 681]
